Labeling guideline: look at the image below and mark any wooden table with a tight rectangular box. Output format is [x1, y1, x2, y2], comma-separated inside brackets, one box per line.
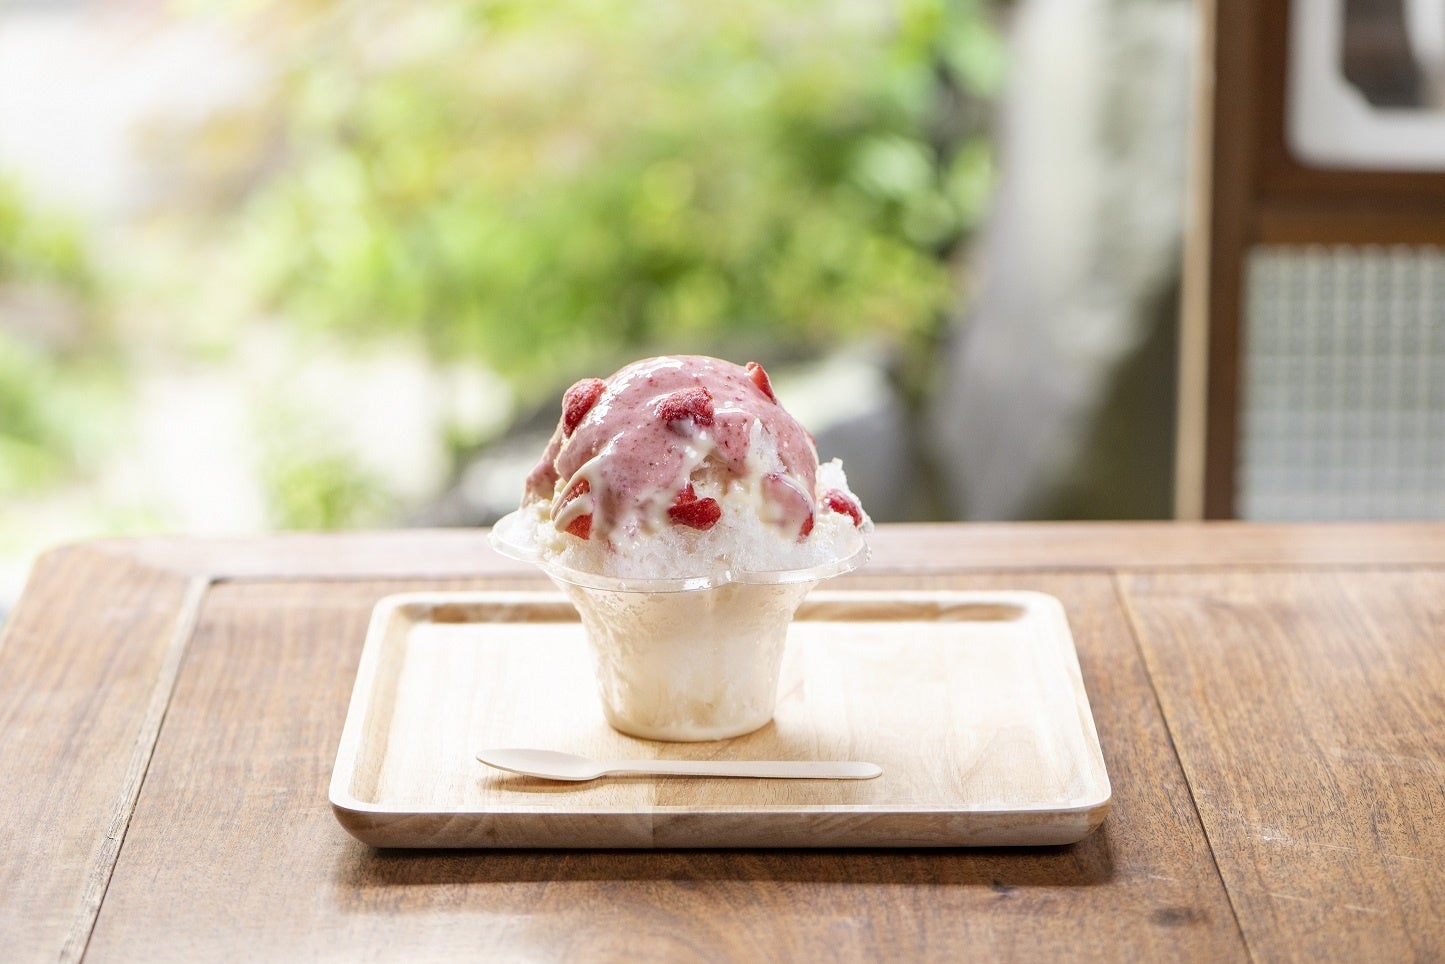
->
[3, 523, 1443, 962]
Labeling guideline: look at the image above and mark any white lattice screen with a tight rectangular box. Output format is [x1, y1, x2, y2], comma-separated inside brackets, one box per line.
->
[1239, 246, 1445, 520]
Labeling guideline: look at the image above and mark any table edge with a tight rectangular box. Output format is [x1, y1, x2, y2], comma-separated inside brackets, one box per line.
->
[31, 521, 1445, 583]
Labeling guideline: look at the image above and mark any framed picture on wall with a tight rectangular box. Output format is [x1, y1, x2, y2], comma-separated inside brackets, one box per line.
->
[1288, 0, 1445, 169]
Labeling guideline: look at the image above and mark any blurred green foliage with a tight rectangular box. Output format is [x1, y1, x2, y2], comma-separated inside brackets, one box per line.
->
[236, 0, 1001, 400]
[0, 178, 118, 495]
[254, 395, 397, 528]
[0, 179, 93, 291]
[260, 444, 395, 529]
[2, 0, 1003, 534]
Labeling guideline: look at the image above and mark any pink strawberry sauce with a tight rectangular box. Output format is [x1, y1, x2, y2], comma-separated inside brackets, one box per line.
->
[524, 356, 819, 543]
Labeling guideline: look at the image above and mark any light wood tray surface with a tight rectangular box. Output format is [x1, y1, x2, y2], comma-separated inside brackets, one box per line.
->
[330, 590, 1110, 848]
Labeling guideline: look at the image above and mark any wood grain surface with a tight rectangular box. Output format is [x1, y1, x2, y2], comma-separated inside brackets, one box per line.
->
[82, 572, 1243, 962]
[82, 520, 1445, 578]
[7, 525, 1445, 962]
[0, 547, 202, 961]
[1120, 569, 1445, 963]
[331, 590, 1110, 848]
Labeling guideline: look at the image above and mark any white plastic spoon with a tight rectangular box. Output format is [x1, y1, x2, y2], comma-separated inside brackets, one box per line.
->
[477, 748, 882, 782]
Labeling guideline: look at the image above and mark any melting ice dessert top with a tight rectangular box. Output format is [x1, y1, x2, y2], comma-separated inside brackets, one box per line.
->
[505, 354, 869, 583]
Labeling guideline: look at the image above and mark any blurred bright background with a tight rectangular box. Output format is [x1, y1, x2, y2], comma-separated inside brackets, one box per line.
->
[0, 0, 1195, 609]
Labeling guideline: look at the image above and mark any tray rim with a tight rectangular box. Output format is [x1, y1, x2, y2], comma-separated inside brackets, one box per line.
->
[329, 588, 1112, 843]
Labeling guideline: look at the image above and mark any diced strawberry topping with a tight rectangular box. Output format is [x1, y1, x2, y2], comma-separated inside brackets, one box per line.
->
[668, 495, 722, 530]
[760, 471, 814, 541]
[558, 478, 593, 540]
[667, 482, 722, 530]
[560, 478, 590, 504]
[823, 489, 864, 527]
[745, 361, 777, 402]
[656, 386, 714, 429]
[562, 378, 606, 436]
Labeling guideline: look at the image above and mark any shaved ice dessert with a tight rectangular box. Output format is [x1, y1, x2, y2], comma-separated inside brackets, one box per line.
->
[490, 355, 870, 740]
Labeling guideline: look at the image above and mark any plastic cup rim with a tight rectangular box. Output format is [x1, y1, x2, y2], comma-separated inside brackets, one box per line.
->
[487, 508, 869, 594]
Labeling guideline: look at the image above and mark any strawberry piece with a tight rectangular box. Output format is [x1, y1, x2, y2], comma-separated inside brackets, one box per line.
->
[562, 378, 606, 436]
[656, 386, 714, 429]
[823, 489, 864, 527]
[670, 481, 721, 529]
[560, 478, 590, 505]
[558, 478, 593, 540]
[761, 471, 813, 541]
[746, 361, 777, 402]
[668, 496, 722, 531]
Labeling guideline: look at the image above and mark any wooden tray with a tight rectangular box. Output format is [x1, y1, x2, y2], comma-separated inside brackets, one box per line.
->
[330, 590, 1111, 848]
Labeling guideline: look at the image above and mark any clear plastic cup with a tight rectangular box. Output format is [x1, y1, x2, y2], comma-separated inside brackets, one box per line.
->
[489, 510, 867, 741]
[549, 577, 816, 740]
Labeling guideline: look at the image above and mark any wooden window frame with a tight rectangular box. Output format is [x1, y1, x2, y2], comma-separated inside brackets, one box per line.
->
[1177, 0, 1445, 519]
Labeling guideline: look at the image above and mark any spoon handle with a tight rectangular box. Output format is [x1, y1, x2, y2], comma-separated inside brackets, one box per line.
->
[605, 760, 882, 780]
